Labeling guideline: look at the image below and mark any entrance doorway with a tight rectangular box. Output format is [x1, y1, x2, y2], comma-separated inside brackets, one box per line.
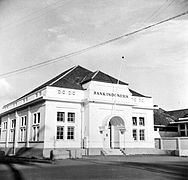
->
[103, 116, 125, 149]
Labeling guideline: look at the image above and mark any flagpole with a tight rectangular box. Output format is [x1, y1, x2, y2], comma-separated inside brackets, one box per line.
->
[113, 56, 125, 112]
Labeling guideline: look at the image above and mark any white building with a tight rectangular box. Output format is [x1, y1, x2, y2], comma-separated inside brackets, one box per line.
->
[0, 66, 155, 157]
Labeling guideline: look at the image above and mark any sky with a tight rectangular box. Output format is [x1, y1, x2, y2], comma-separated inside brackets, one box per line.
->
[0, 0, 188, 111]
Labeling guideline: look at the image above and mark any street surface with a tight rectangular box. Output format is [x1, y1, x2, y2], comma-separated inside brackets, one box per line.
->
[0, 155, 188, 180]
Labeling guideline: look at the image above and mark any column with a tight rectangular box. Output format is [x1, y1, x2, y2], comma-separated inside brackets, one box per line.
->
[13, 111, 19, 154]
[177, 137, 181, 156]
[160, 138, 163, 150]
[178, 124, 180, 136]
[81, 103, 84, 148]
[26, 106, 31, 147]
[185, 124, 187, 136]
[5, 114, 10, 149]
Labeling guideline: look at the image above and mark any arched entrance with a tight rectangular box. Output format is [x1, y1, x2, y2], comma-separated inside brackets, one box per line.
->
[103, 116, 125, 149]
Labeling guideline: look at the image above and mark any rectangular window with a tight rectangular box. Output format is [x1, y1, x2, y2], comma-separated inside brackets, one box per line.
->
[180, 131, 185, 136]
[132, 117, 137, 126]
[33, 126, 36, 141]
[33, 113, 40, 125]
[36, 126, 39, 141]
[34, 114, 37, 124]
[20, 116, 27, 142]
[57, 112, 65, 122]
[21, 116, 27, 127]
[139, 117, 145, 126]
[139, 129, 145, 141]
[33, 113, 40, 124]
[37, 113, 40, 124]
[24, 116, 27, 126]
[67, 112, 75, 123]
[11, 119, 16, 129]
[20, 128, 26, 142]
[9, 129, 15, 142]
[132, 129, 137, 140]
[32, 126, 40, 141]
[21, 117, 24, 126]
[3, 122, 7, 130]
[32, 113, 40, 141]
[10, 119, 16, 142]
[56, 126, 64, 140]
[180, 124, 185, 130]
[67, 126, 74, 140]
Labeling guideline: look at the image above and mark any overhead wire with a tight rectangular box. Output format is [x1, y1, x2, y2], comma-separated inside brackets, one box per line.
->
[0, 10, 188, 79]
[149, 0, 178, 22]
[143, 0, 170, 23]
[112, 0, 180, 112]
[144, 0, 179, 24]
[0, 0, 70, 33]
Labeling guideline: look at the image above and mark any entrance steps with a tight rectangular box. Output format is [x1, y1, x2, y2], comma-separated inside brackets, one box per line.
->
[122, 148, 167, 155]
[102, 148, 124, 156]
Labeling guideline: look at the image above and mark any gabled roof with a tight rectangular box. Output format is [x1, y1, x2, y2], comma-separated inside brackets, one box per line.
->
[17, 66, 77, 100]
[18, 65, 91, 100]
[81, 70, 128, 85]
[14, 65, 148, 102]
[166, 109, 188, 119]
[154, 108, 176, 126]
[51, 66, 92, 90]
[129, 89, 150, 98]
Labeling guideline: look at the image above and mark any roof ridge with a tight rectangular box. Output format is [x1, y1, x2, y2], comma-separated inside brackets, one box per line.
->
[49, 65, 77, 86]
[91, 70, 99, 80]
[11, 65, 77, 102]
[95, 70, 119, 84]
[167, 108, 188, 112]
[80, 71, 94, 84]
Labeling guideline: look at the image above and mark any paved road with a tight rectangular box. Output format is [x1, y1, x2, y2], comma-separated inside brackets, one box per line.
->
[0, 155, 188, 180]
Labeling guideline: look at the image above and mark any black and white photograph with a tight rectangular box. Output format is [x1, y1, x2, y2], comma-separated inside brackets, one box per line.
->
[0, 0, 188, 179]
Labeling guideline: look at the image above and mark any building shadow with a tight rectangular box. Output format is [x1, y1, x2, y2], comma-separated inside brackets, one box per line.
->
[0, 126, 51, 180]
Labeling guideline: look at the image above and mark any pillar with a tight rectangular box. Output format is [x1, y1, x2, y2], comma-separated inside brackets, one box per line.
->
[177, 137, 181, 156]
[13, 111, 19, 154]
[26, 106, 31, 147]
[81, 103, 84, 148]
[160, 138, 163, 150]
[178, 124, 180, 136]
[5, 114, 10, 149]
[185, 124, 187, 136]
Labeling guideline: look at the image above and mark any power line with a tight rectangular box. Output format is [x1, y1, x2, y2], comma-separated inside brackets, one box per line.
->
[144, 0, 179, 23]
[150, 0, 177, 22]
[1, 10, 188, 79]
[0, 0, 70, 33]
[121, 0, 177, 49]
[144, 0, 170, 23]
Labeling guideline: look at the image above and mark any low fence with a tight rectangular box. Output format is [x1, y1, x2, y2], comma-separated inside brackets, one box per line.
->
[155, 137, 188, 156]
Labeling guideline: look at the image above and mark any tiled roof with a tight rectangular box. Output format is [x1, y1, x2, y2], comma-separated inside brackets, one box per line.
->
[17, 66, 77, 100]
[51, 66, 92, 90]
[166, 109, 188, 119]
[16, 65, 148, 101]
[129, 89, 150, 98]
[81, 70, 128, 85]
[154, 108, 176, 126]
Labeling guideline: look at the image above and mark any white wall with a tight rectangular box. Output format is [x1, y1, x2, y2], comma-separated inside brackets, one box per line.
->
[0, 81, 155, 151]
[126, 108, 155, 148]
[82, 81, 155, 149]
[0, 102, 45, 149]
[86, 102, 133, 148]
[43, 100, 82, 149]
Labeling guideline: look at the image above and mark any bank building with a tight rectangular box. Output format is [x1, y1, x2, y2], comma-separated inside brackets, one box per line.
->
[0, 65, 155, 158]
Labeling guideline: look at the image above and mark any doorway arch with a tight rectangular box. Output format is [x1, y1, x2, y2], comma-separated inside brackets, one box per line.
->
[103, 115, 125, 149]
